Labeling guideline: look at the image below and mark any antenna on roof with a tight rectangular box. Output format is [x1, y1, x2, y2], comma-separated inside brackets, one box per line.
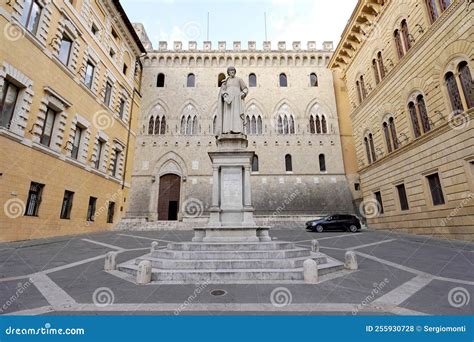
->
[207, 12, 210, 41]
[264, 12, 267, 41]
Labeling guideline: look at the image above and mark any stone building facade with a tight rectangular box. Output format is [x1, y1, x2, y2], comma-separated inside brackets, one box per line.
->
[329, 0, 473, 240]
[0, 0, 145, 241]
[124, 38, 358, 226]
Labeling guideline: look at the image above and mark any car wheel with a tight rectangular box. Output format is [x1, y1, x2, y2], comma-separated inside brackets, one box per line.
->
[315, 225, 324, 233]
[348, 225, 358, 233]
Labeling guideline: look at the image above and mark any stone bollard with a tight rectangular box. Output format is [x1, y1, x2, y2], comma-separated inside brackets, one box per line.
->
[136, 260, 152, 284]
[303, 259, 318, 284]
[345, 251, 358, 270]
[311, 239, 319, 253]
[150, 241, 159, 253]
[104, 251, 118, 271]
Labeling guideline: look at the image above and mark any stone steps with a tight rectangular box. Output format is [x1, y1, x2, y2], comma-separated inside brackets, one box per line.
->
[117, 257, 344, 283]
[150, 248, 311, 260]
[166, 241, 296, 251]
[134, 253, 327, 270]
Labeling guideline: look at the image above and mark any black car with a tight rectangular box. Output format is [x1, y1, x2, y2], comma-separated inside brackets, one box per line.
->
[306, 215, 361, 233]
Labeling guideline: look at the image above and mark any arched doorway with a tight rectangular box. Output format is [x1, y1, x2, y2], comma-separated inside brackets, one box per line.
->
[158, 174, 181, 220]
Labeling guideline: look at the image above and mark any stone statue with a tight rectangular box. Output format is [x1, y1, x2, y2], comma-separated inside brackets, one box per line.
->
[215, 66, 248, 136]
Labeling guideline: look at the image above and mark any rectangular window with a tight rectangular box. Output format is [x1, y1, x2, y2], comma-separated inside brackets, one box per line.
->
[86, 196, 97, 221]
[109, 49, 115, 59]
[0, 80, 20, 129]
[20, 0, 42, 34]
[60, 190, 74, 219]
[111, 149, 121, 177]
[118, 99, 126, 118]
[111, 28, 119, 40]
[84, 62, 95, 89]
[107, 201, 115, 223]
[95, 139, 105, 169]
[71, 126, 83, 159]
[396, 184, 409, 211]
[104, 82, 112, 106]
[58, 34, 73, 65]
[40, 107, 56, 147]
[427, 173, 445, 205]
[25, 182, 44, 216]
[374, 191, 384, 214]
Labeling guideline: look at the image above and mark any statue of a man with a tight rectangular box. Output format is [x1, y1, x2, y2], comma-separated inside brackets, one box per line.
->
[215, 66, 248, 136]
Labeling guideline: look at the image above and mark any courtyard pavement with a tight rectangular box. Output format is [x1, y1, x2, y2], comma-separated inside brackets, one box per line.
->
[0, 228, 472, 316]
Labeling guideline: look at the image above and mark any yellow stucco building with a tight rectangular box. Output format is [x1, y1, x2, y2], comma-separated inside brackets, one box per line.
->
[0, 0, 145, 241]
[330, 0, 473, 240]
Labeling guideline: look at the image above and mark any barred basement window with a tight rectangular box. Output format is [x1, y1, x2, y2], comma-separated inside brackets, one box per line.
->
[60, 190, 74, 219]
[86, 196, 97, 221]
[25, 182, 44, 217]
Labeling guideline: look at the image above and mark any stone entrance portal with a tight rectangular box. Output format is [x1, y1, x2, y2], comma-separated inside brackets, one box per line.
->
[157, 174, 181, 221]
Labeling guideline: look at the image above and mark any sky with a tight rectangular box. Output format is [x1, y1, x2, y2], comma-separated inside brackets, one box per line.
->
[121, 0, 358, 50]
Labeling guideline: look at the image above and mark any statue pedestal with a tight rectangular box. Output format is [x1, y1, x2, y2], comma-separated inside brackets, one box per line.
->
[193, 134, 271, 242]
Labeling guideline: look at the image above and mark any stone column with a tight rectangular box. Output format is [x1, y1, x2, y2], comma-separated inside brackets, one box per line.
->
[243, 166, 252, 207]
[208, 166, 221, 227]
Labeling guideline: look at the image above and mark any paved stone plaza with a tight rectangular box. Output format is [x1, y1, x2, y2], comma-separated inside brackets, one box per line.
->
[0, 228, 472, 316]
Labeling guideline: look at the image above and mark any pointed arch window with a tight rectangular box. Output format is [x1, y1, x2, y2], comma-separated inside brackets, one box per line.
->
[458, 61, 473, 109]
[213, 115, 217, 135]
[186, 116, 192, 133]
[187, 73, 195, 87]
[192, 115, 198, 134]
[372, 59, 380, 85]
[251, 116, 257, 134]
[277, 116, 283, 134]
[180, 116, 186, 134]
[289, 116, 295, 134]
[249, 73, 257, 87]
[148, 116, 154, 135]
[309, 116, 315, 134]
[321, 115, 327, 134]
[285, 154, 292, 172]
[310, 73, 318, 87]
[257, 116, 263, 135]
[154, 116, 161, 135]
[283, 116, 289, 134]
[401, 20, 411, 52]
[408, 102, 421, 138]
[279, 73, 287, 87]
[316, 115, 321, 134]
[445, 72, 464, 112]
[157, 73, 165, 87]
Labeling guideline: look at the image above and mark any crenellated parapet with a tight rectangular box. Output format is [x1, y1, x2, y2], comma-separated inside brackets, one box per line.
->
[154, 40, 333, 52]
[143, 41, 334, 67]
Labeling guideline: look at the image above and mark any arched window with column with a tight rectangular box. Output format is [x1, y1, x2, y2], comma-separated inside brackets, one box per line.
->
[417, 95, 431, 133]
[383, 122, 392, 153]
[377, 52, 385, 79]
[401, 20, 412, 52]
[319, 154, 326, 172]
[180, 104, 199, 135]
[372, 59, 380, 85]
[285, 154, 292, 172]
[369, 133, 376, 162]
[364, 137, 372, 164]
[389, 117, 398, 150]
[356, 81, 362, 104]
[458, 61, 473, 109]
[148, 116, 154, 134]
[364, 132, 377, 164]
[276, 104, 295, 135]
[445, 71, 464, 112]
[408, 101, 421, 138]
[425, 0, 439, 23]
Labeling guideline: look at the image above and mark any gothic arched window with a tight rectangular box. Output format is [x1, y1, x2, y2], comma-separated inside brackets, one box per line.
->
[309, 116, 315, 134]
[321, 115, 327, 134]
[154, 116, 160, 135]
[148, 116, 154, 135]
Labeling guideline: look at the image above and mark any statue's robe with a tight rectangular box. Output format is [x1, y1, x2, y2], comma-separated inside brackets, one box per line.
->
[215, 77, 248, 136]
